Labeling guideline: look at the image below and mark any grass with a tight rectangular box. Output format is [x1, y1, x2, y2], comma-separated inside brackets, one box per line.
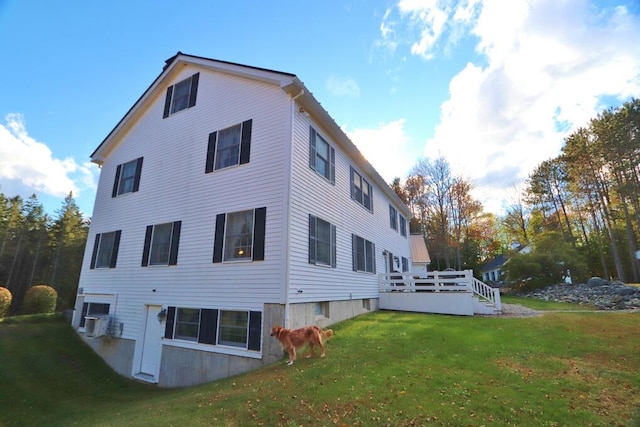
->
[1, 305, 639, 427]
[501, 294, 598, 311]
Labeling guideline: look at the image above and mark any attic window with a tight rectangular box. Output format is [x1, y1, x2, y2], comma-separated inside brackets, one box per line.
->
[163, 72, 199, 118]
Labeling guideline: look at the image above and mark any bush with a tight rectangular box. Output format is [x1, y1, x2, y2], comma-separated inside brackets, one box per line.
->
[0, 287, 11, 318]
[22, 285, 57, 315]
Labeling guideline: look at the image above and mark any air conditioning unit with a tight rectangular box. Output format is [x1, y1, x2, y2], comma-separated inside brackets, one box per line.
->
[85, 315, 109, 338]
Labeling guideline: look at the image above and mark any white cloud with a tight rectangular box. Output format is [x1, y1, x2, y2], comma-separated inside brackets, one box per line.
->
[0, 113, 99, 209]
[326, 75, 361, 98]
[391, 0, 640, 213]
[344, 119, 412, 183]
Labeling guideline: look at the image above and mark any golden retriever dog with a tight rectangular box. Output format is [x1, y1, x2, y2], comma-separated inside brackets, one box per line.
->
[270, 324, 334, 365]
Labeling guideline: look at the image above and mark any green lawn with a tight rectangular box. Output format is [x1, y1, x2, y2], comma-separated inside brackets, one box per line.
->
[1, 304, 639, 427]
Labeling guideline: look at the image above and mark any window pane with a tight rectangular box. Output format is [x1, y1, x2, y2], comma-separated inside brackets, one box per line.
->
[118, 160, 137, 195]
[315, 219, 331, 265]
[87, 303, 110, 315]
[170, 78, 191, 114]
[150, 223, 173, 265]
[365, 241, 374, 273]
[96, 232, 115, 268]
[356, 236, 365, 271]
[218, 310, 248, 347]
[353, 172, 363, 203]
[215, 124, 241, 170]
[224, 210, 253, 261]
[363, 181, 371, 210]
[175, 308, 200, 341]
[315, 136, 329, 179]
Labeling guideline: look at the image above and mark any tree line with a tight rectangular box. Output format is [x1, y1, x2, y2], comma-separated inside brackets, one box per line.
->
[0, 191, 88, 314]
[393, 99, 639, 286]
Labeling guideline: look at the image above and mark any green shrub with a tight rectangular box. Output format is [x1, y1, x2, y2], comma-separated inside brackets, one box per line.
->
[0, 287, 11, 318]
[22, 285, 57, 315]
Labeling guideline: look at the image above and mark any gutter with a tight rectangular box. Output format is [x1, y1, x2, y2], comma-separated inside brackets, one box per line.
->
[283, 89, 305, 328]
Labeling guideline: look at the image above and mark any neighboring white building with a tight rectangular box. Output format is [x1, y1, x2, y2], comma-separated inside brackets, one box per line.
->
[72, 52, 412, 387]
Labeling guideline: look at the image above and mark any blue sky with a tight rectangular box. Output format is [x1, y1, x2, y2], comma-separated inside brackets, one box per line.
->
[1, 0, 639, 217]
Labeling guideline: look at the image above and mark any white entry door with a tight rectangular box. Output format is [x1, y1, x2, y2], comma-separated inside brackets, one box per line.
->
[139, 305, 163, 378]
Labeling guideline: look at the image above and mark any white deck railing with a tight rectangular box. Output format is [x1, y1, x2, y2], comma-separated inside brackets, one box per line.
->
[379, 269, 501, 311]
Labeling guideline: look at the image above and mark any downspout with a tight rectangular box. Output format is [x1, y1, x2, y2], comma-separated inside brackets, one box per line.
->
[284, 89, 304, 328]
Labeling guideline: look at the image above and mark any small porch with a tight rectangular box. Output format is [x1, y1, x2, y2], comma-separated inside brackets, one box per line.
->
[378, 269, 502, 316]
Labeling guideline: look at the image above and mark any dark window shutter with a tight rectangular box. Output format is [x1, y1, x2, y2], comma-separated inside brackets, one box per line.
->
[163, 86, 173, 118]
[349, 166, 355, 200]
[168, 221, 181, 266]
[198, 309, 218, 344]
[205, 131, 217, 173]
[213, 213, 226, 263]
[372, 242, 377, 274]
[239, 119, 252, 165]
[90, 234, 101, 269]
[248, 311, 262, 351]
[188, 73, 199, 108]
[79, 303, 89, 328]
[112, 165, 122, 198]
[329, 147, 335, 185]
[309, 127, 317, 171]
[351, 234, 357, 271]
[141, 225, 153, 267]
[308, 215, 316, 264]
[253, 207, 266, 261]
[164, 307, 176, 339]
[132, 157, 143, 193]
[331, 224, 337, 268]
[110, 230, 121, 268]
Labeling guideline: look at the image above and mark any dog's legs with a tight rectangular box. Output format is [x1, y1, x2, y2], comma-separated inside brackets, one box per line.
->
[286, 347, 296, 366]
[306, 343, 315, 358]
[319, 342, 326, 358]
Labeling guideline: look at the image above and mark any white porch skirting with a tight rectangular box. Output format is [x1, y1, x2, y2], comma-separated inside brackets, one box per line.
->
[379, 291, 474, 316]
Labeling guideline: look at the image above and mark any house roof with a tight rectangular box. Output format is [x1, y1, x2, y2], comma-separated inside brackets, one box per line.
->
[481, 254, 508, 272]
[91, 52, 412, 218]
[410, 234, 430, 264]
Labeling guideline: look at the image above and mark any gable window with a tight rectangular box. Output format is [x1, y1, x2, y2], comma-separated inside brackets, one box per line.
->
[309, 127, 335, 184]
[205, 120, 252, 173]
[389, 205, 398, 230]
[309, 215, 336, 267]
[112, 157, 143, 197]
[141, 221, 182, 266]
[79, 302, 110, 328]
[164, 307, 262, 351]
[90, 230, 122, 269]
[352, 234, 376, 273]
[399, 216, 407, 237]
[163, 72, 199, 118]
[350, 167, 373, 212]
[213, 207, 266, 263]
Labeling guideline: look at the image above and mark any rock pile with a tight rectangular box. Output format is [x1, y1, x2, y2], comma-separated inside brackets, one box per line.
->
[519, 277, 640, 311]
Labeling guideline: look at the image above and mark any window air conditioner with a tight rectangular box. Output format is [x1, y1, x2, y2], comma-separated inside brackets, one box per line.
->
[85, 315, 109, 338]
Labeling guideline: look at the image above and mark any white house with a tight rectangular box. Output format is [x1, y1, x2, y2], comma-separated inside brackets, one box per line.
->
[72, 52, 413, 388]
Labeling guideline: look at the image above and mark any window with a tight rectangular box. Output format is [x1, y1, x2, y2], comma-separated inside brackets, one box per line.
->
[90, 230, 121, 269]
[163, 72, 199, 117]
[141, 221, 182, 266]
[164, 307, 262, 351]
[309, 127, 335, 184]
[314, 302, 329, 318]
[350, 167, 373, 211]
[213, 208, 266, 263]
[402, 256, 409, 272]
[112, 157, 143, 197]
[399, 216, 407, 237]
[174, 308, 200, 341]
[389, 205, 398, 230]
[79, 302, 110, 328]
[309, 215, 336, 267]
[218, 310, 248, 347]
[205, 120, 252, 172]
[352, 234, 376, 273]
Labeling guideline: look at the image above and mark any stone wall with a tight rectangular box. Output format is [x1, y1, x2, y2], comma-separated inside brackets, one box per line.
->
[518, 277, 640, 310]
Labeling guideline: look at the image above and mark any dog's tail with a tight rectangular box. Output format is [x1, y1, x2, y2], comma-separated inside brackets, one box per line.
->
[321, 329, 334, 339]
